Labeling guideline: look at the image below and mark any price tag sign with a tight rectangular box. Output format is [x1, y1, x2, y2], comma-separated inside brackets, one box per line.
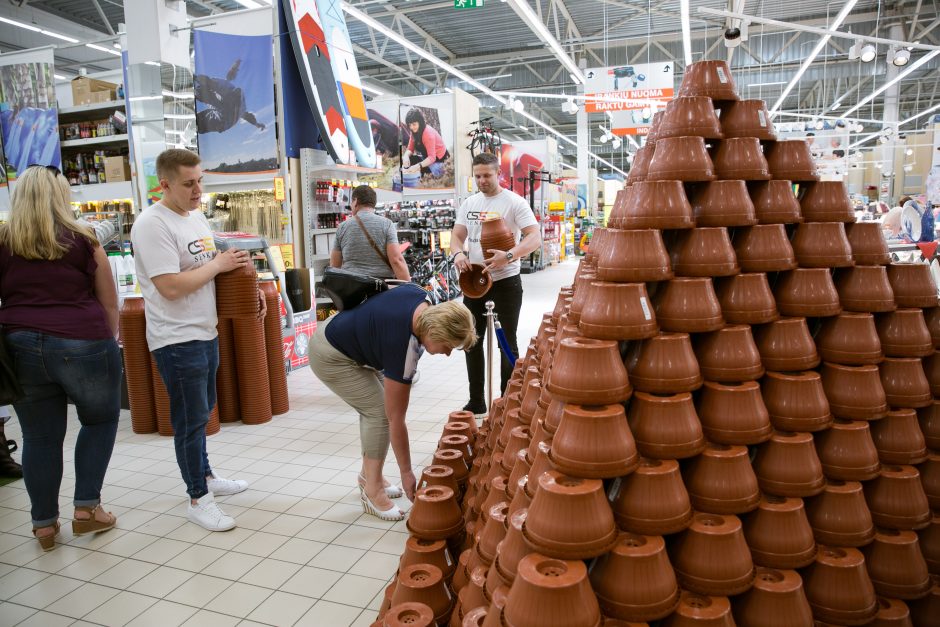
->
[274, 177, 285, 201]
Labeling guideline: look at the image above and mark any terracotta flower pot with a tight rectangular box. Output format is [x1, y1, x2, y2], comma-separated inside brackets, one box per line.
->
[460, 264, 493, 298]
[526, 442, 553, 490]
[523, 471, 619, 559]
[732, 568, 814, 627]
[659, 96, 724, 139]
[845, 222, 891, 265]
[733, 224, 797, 272]
[647, 110, 664, 142]
[696, 381, 772, 445]
[611, 458, 693, 535]
[836, 266, 897, 313]
[507, 450, 531, 500]
[480, 217, 516, 260]
[720, 99, 776, 140]
[919, 515, 940, 575]
[766, 140, 819, 183]
[391, 564, 455, 625]
[806, 480, 875, 547]
[880, 358, 933, 409]
[889, 264, 937, 309]
[870, 409, 928, 466]
[493, 508, 530, 584]
[821, 363, 889, 421]
[440, 434, 474, 466]
[452, 550, 472, 594]
[866, 597, 914, 627]
[595, 229, 673, 283]
[543, 397, 565, 435]
[547, 338, 632, 405]
[627, 393, 705, 460]
[774, 268, 842, 317]
[670, 227, 740, 278]
[753, 431, 826, 497]
[922, 351, 940, 395]
[519, 379, 542, 424]
[814, 420, 881, 481]
[925, 307, 940, 348]
[579, 282, 659, 342]
[791, 222, 854, 268]
[626, 334, 703, 394]
[753, 317, 819, 372]
[661, 593, 734, 627]
[919, 401, 940, 450]
[459, 566, 489, 618]
[816, 313, 884, 365]
[761, 371, 833, 433]
[408, 486, 465, 540]
[908, 575, 940, 625]
[678, 60, 739, 101]
[864, 465, 932, 531]
[647, 136, 717, 182]
[689, 180, 757, 227]
[384, 602, 436, 627]
[684, 444, 761, 515]
[749, 180, 803, 225]
[670, 513, 755, 596]
[500, 427, 530, 474]
[693, 325, 764, 383]
[626, 145, 654, 185]
[433, 449, 470, 487]
[606, 187, 633, 229]
[863, 528, 932, 600]
[802, 546, 878, 625]
[502, 553, 602, 627]
[590, 533, 680, 622]
[715, 273, 778, 325]
[400, 537, 458, 583]
[921, 454, 940, 510]
[508, 477, 532, 515]
[712, 137, 771, 180]
[549, 404, 639, 479]
[624, 181, 696, 229]
[799, 181, 855, 223]
[476, 502, 509, 565]
[743, 495, 817, 569]
[653, 278, 725, 333]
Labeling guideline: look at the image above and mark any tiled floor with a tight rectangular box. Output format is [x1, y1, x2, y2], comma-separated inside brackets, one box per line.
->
[0, 259, 577, 627]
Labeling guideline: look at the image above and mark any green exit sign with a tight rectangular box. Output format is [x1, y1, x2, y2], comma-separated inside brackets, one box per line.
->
[454, 0, 484, 7]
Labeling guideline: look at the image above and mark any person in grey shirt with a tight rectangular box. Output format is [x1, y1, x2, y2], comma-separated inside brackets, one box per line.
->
[331, 185, 411, 281]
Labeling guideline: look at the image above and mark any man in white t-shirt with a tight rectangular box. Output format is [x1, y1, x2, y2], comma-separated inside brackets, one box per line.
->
[131, 149, 265, 532]
[450, 152, 541, 414]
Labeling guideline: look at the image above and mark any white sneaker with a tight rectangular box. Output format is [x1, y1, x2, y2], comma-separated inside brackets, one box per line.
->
[207, 474, 248, 496]
[188, 493, 236, 532]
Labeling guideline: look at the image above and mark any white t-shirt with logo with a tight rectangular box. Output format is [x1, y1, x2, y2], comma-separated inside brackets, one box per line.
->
[130, 203, 219, 351]
[456, 188, 539, 282]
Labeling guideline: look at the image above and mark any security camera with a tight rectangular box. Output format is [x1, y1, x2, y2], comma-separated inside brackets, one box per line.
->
[723, 21, 748, 49]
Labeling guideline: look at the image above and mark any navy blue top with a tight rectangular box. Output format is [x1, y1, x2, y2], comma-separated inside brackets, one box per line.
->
[325, 284, 430, 384]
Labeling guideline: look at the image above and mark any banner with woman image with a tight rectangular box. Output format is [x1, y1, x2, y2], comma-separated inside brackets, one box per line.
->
[398, 94, 455, 193]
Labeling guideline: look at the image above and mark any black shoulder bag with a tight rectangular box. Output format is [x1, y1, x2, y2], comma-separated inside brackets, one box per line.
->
[0, 332, 24, 405]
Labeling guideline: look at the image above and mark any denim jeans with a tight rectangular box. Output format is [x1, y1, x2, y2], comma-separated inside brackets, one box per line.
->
[462, 274, 524, 404]
[5, 331, 121, 527]
[152, 338, 218, 500]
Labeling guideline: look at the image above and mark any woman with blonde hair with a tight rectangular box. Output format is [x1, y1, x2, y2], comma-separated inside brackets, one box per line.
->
[0, 165, 121, 551]
[309, 284, 476, 520]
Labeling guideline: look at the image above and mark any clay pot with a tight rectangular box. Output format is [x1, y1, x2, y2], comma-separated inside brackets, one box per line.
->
[887, 263, 940, 308]
[761, 371, 833, 433]
[624, 181, 696, 230]
[720, 99, 776, 140]
[502, 553, 602, 627]
[836, 266, 897, 313]
[408, 486, 465, 540]
[733, 224, 797, 272]
[659, 96, 723, 139]
[626, 145, 654, 185]
[743, 496, 817, 569]
[820, 363, 889, 421]
[460, 264, 493, 298]
[689, 180, 757, 228]
[391, 564, 454, 625]
[400, 537, 457, 582]
[543, 397, 565, 435]
[926, 308, 940, 348]
[799, 181, 855, 223]
[452, 550, 472, 594]
[547, 338, 632, 405]
[476, 503, 509, 564]
[750, 180, 803, 225]
[753, 317, 819, 372]
[434, 449, 470, 486]
[684, 444, 761, 515]
[519, 380, 542, 424]
[696, 381, 772, 445]
[500, 427, 530, 474]
[791, 222, 854, 268]
[647, 110, 664, 142]
[802, 546, 878, 625]
[908, 576, 940, 625]
[919, 401, 940, 450]
[867, 597, 914, 627]
[670, 513, 755, 596]
[522, 471, 618, 559]
[880, 358, 932, 409]
[753, 431, 826, 497]
[864, 529, 932, 599]
[662, 593, 734, 627]
[871, 409, 928, 465]
[806, 480, 876, 547]
[864, 465, 932, 531]
[919, 515, 940, 575]
[590, 533, 680, 622]
[715, 273, 778, 325]
[670, 228, 739, 277]
[732, 568, 814, 627]
[626, 334, 703, 394]
[693, 325, 764, 383]
[612, 458, 693, 535]
[923, 351, 940, 395]
[678, 60, 739, 101]
[845, 222, 891, 265]
[712, 137, 771, 180]
[493, 509, 530, 585]
[627, 392, 706, 460]
[921, 454, 940, 510]
[384, 602, 436, 627]
[440, 434, 473, 466]
[506, 450, 531, 499]
[606, 187, 632, 229]
[814, 420, 881, 482]
[766, 140, 819, 183]
[774, 269, 842, 317]
[816, 313, 884, 365]
[647, 136, 717, 182]
[653, 278, 725, 333]
[480, 217, 516, 260]
[595, 229, 673, 283]
[579, 282, 658, 342]
[549, 404, 639, 479]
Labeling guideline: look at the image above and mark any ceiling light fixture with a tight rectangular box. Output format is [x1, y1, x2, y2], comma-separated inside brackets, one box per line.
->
[906, 148, 914, 156]
[232, 0, 264, 8]
[505, 0, 585, 84]
[360, 83, 384, 96]
[86, 43, 121, 57]
[887, 45, 911, 66]
[842, 51, 940, 116]
[859, 43, 877, 62]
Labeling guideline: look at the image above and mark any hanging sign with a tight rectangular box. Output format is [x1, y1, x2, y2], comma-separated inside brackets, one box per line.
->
[583, 62, 675, 136]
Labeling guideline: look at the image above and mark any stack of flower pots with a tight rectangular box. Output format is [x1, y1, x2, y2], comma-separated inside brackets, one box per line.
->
[380, 58, 940, 626]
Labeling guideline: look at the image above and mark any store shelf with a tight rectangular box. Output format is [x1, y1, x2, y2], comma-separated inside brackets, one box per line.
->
[70, 181, 134, 203]
[305, 163, 383, 177]
[58, 100, 125, 116]
[60, 134, 129, 148]
[311, 228, 338, 234]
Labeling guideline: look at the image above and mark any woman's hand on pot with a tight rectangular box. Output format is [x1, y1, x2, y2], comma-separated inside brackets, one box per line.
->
[401, 469, 417, 501]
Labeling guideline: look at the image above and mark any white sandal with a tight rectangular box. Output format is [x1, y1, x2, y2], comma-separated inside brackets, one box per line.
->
[358, 473, 404, 499]
[360, 488, 405, 521]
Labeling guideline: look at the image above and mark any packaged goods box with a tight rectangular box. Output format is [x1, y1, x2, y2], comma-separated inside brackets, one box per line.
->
[71, 77, 118, 105]
[104, 156, 131, 182]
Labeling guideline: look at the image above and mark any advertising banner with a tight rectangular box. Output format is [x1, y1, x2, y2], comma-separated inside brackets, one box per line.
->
[363, 99, 405, 191]
[0, 47, 61, 180]
[500, 139, 547, 197]
[399, 94, 455, 193]
[584, 61, 675, 136]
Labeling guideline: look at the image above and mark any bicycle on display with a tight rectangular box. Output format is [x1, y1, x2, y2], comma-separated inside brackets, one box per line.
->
[406, 249, 460, 304]
[466, 116, 502, 157]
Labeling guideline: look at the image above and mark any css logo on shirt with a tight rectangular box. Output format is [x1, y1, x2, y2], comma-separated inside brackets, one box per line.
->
[465, 210, 502, 221]
[187, 237, 217, 258]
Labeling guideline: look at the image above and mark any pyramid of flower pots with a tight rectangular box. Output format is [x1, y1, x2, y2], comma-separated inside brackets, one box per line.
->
[373, 59, 940, 627]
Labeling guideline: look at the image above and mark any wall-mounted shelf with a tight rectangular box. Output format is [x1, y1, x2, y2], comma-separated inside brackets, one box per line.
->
[61, 134, 129, 148]
[58, 100, 125, 117]
[70, 181, 134, 203]
[311, 228, 338, 235]
[306, 163, 383, 177]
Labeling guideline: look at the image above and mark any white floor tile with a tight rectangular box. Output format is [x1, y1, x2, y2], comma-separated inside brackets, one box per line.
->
[180, 609, 241, 627]
[165, 545, 228, 573]
[200, 551, 263, 581]
[203, 581, 272, 619]
[297, 600, 362, 627]
[83, 590, 159, 626]
[44, 582, 119, 618]
[7, 574, 83, 609]
[125, 599, 198, 627]
[92, 558, 158, 589]
[0, 602, 36, 627]
[321, 573, 387, 608]
[238, 558, 301, 590]
[127, 565, 194, 598]
[247, 590, 316, 626]
[15, 610, 74, 627]
[165, 573, 232, 608]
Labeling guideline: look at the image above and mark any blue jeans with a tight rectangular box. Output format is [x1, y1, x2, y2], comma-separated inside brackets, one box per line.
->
[4, 331, 121, 527]
[152, 338, 218, 500]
